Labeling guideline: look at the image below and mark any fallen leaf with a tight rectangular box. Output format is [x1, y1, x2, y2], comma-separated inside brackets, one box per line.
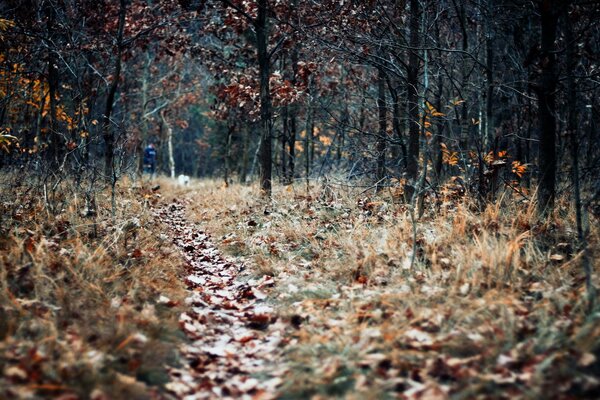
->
[4, 365, 27, 380]
[579, 352, 596, 367]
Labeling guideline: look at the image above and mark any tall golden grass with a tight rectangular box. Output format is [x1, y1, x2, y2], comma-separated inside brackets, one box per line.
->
[0, 175, 187, 399]
[188, 178, 599, 399]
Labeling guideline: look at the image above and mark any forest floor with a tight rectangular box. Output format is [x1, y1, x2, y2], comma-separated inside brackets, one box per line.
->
[1, 176, 600, 399]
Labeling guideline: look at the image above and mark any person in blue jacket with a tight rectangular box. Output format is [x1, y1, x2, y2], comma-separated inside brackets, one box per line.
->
[143, 142, 157, 179]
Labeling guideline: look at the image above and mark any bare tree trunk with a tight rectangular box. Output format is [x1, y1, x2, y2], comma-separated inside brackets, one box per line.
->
[35, 87, 46, 166]
[281, 104, 289, 183]
[535, 0, 559, 215]
[338, 103, 348, 165]
[376, 66, 387, 192]
[103, 0, 126, 182]
[564, 6, 594, 310]
[405, 0, 421, 201]
[388, 78, 407, 169]
[138, 53, 152, 177]
[256, 0, 272, 196]
[454, 0, 470, 151]
[485, 8, 494, 150]
[305, 74, 314, 188]
[45, 2, 61, 167]
[287, 45, 299, 182]
[564, 7, 582, 243]
[240, 125, 250, 183]
[224, 122, 234, 186]
[433, 73, 444, 183]
[160, 110, 175, 178]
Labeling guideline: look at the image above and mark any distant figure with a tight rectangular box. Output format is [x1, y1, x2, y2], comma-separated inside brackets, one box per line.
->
[178, 174, 190, 187]
[143, 142, 157, 179]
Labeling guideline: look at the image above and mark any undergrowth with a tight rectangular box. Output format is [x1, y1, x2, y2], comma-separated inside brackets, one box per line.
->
[0, 175, 187, 399]
[188, 178, 600, 399]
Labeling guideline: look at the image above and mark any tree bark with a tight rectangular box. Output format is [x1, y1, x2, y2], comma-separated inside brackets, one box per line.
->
[103, 0, 126, 181]
[305, 75, 314, 188]
[433, 73, 444, 184]
[535, 0, 559, 215]
[256, 0, 272, 196]
[564, 6, 594, 309]
[138, 52, 152, 176]
[388, 79, 407, 169]
[405, 0, 421, 201]
[160, 110, 176, 178]
[564, 6, 582, 240]
[286, 44, 299, 183]
[240, 124, 250, 183]
[485, 7, 494, 150]
[376, 66, 387, 192]
[224, 122, 234, 186]
[45, 2, 61, 167]
[281, 103, 289, 182]
[456, 1, 470, 151]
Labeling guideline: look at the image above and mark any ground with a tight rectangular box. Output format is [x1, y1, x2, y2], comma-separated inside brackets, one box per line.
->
[1, 176, 599, 399]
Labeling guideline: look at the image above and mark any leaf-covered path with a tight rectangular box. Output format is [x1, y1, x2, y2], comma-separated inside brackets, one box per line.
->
[154, 199, 285, 399]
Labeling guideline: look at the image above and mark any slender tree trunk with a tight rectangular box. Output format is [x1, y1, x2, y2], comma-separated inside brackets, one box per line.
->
[388, 78, 407, 169]
[564, 6, 594, 309]
[485, 11, 494, 150]
[565, 13, 581, 238]
[287, 45, 299, 183]
[405, 0, 421, 201]
[250, 136, 262, 180]
[338, 104, 348, 164]
[535, 0, 559, 215]
[282, 105, 288, 182]
[45, 2, 61, 167]
[224, 122, 234, 186]
[288, 105, 297, 182]
[160, 110, 176, 178]
[434, 73, 444, 183]
[240, 124, 250, 183]
[138, 53, 152, 176]
[256, 0, 272, 196]
[305, 79, 314, 188]
[376, 66, 387, 192]
[35, 87, 46, 166]
[337, 64, 348, 164]
[103, 0, 126, 181]
[456, 1, 470, 151]
[310, 123, 316, 167]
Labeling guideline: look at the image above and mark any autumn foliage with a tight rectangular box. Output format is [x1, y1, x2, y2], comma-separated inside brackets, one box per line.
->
[1, 0, 599, 398]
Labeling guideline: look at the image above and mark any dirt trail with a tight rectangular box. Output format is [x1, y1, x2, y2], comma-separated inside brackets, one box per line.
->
[154, 199, 285, 399]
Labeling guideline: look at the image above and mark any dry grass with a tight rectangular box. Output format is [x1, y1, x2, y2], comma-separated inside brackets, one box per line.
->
[187, 178, 600, 399]
[0, 174, 188, 399]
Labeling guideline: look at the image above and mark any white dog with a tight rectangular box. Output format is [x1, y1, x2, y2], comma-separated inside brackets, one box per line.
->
[177, 174, 190, 187]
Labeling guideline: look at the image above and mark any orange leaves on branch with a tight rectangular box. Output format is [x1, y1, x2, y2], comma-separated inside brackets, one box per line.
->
[484, 150, 508, 165]
[441, 143, 459, 166]
[425, 101, 446, 117]
[0, 18, 15, 32]
[511, 161, 528, 178]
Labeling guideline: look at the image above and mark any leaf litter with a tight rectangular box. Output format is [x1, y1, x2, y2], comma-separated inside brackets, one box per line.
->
[154, 200, 286, 399]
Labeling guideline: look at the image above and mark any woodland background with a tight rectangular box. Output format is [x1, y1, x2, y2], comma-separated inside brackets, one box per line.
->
[0, 0, 597, 209]
[1, 0, 600, 399]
